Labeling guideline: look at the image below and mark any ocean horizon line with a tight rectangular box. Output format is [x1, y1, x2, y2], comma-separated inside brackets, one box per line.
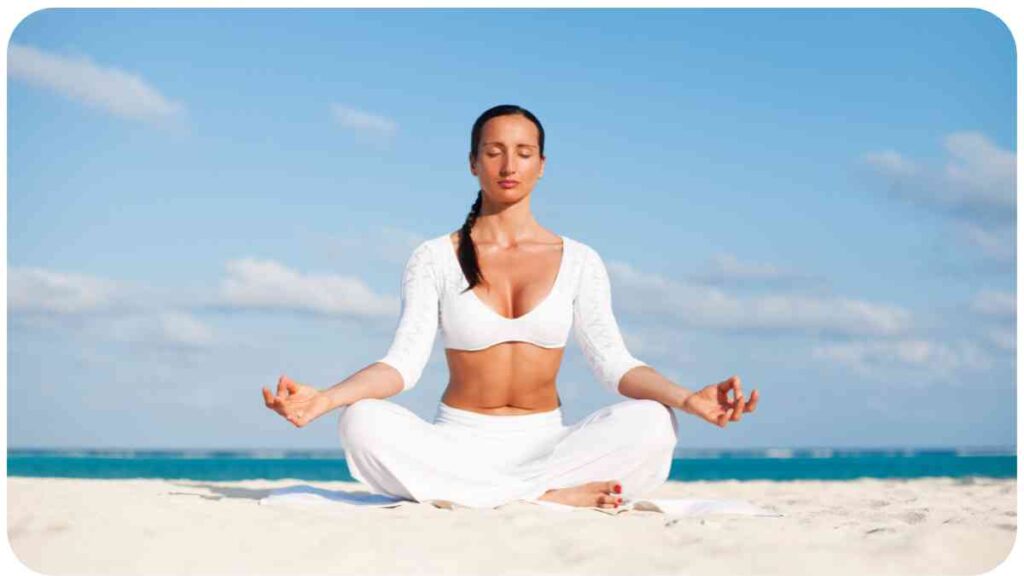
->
[7, 444, 1018, 460]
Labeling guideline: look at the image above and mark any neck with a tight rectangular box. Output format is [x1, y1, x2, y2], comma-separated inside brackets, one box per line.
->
[472, 198, 540, 246]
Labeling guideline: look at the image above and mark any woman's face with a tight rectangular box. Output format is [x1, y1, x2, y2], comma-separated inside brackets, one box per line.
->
[470, 114, 545, 203]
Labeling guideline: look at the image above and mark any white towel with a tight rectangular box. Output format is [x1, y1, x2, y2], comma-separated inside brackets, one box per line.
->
[258, 484, 413, 509]
[258, 484, 783, 518]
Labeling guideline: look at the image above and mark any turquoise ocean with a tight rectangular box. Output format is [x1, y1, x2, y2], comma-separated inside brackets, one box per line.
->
[7, 447, 1016, 482]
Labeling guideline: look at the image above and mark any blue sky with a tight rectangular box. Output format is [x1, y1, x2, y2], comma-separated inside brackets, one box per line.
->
[5, 8, 1016, 451]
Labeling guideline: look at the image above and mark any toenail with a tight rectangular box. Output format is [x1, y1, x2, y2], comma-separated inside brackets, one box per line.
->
[614, 484, 622, 494]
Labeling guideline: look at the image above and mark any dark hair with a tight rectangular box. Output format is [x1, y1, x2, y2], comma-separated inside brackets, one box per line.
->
[458, 104, 546, 292]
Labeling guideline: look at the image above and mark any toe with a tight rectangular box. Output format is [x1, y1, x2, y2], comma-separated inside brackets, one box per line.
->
[604, 480, 622, 494]
[598, 493, 623, 508]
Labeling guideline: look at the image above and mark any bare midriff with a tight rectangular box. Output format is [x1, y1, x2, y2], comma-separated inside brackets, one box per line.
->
[440, 231, 567, 416]
[441, 344, 566, 415]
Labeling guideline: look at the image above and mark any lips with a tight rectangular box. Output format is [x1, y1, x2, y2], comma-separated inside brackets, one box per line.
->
[498, 180, 520, 188]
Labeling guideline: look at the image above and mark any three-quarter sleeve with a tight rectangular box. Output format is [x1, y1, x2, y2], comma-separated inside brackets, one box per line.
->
[572, 245, 648, 394]
[376, 241, 440, 392]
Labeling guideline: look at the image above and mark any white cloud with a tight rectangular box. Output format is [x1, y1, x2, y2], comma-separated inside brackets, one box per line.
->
[862, 149, 918, 178]
[607, 261, 911, 336]
[219, 257, 397, 316]
[941, 131, 1016, 211]
[327, 226, 427, 266]
[861, 131, 1015, 219]
[330, 103, 398, 139]
[970, 289, 1016, 318]
[689, 251, 819, 287]
[8, 267, 120, 314]
[8, 43, 184, 124]
[704, 252, 782, 278]
[811, 338, 991, 376]
[8, 267, 216, 351]
[987, 328, 1016, 352]
[104, 310, 216, 350]
[617, 325, 698, 365]
[157, 311, 216, 347]
[706, 252, 786, 280]
[862, 131, 1015, 269]
[955, 221, 1016, 263]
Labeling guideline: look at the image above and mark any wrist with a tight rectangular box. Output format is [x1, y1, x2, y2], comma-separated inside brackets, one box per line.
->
[318, 385, 352, 411]
[672, 387, 696, 411]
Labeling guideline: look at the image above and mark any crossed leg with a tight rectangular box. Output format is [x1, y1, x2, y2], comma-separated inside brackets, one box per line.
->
[337, 397, 678, 509]
[521, 399, 679, 505]
[337, 398, 553, 508]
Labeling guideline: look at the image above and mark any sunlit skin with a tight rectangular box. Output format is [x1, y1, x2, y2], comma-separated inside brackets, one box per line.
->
[263, 113, 760, 508]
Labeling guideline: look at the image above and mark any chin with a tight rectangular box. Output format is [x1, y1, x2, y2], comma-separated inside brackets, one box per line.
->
[487, 189, 530, 202]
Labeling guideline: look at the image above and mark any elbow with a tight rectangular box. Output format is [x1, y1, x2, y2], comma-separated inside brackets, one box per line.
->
[606, 356, 649, 395]
[376, 357, 420, 393]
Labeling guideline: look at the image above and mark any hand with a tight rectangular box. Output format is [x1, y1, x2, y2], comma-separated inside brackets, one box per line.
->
[680, 375, 759, 428]
[262, 374, 331, 428]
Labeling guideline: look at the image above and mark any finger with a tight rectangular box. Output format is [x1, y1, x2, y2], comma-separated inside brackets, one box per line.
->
[716, 408, 732, 428]
[277, 377, 289, 400]
[286, 378, 299, 394]
[266, 388, 283, 408]
[745, 389, 759, 413]
[717, 375, 741, 400]
[717, 384, 729, 406]
[730, 375, 743, 402]
[731, 393, 745, 421]
[262, 387, 275, 407]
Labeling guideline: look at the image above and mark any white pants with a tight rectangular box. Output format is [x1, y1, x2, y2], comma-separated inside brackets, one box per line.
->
[336, 398, 679, 509]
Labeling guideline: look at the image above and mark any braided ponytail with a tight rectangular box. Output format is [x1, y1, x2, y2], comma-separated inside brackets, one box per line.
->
[457, 190, 485, 292]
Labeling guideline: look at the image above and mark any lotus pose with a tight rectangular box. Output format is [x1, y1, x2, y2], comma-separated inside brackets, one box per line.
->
[262, 104, 759, 509]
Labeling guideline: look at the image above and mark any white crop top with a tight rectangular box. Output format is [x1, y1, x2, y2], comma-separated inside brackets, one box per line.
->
[376, 233, 648, 394]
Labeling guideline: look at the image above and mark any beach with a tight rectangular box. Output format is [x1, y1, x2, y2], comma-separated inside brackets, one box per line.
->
[6, 476, 1017, 575]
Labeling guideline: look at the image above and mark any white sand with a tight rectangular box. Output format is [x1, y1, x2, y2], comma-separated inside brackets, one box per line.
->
[6, 477, 1017, 575]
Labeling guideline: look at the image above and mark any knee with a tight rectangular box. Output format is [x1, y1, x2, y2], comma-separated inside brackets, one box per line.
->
[337, 398, 391, 452]
[618, 399, 678, 451]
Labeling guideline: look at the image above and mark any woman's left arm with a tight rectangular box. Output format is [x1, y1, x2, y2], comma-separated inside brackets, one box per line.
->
[571, 243, 758, 424]
[572, 244, 694, 407]
[617, 365, 695, 409]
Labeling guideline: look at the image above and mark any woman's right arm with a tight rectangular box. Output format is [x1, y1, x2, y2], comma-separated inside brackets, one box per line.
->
[317, 362, 404, 411]
[321, 240, 440, 409]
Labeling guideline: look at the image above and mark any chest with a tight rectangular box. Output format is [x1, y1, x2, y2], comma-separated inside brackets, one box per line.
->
[436, 235, 578, 351]
[470, 244, 566, 320]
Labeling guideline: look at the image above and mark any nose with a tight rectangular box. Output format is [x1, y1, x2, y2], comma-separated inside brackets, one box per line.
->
[500, 156, 518, 175]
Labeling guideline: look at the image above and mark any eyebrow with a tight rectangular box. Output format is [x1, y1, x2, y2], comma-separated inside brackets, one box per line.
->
[482, 142, 538, 149]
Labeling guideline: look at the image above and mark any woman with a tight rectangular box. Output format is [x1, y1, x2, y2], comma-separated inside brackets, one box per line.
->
[262, 104, 759, 510]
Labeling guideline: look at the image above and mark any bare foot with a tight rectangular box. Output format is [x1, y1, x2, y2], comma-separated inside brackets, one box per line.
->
[538, 480, 623, 508]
